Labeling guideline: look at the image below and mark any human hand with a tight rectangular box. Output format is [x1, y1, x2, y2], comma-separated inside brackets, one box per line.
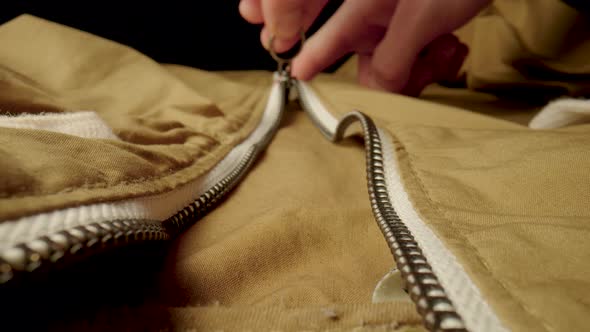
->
[239, 0, 491, 96]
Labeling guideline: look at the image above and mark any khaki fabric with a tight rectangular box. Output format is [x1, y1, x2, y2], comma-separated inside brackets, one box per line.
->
[305, 1, 590, 329]
[50, 305, 425, 332]
[390, 126, 590, 332]
[307, 77, 590, 331]
[2, 2, 590, 331]
[462, 0, 590, 97]
[0, 15, 268, 221]
[147, 101, 426, 329]
[157, 105, 395, 307]
[335, 0, 590, 126]
[335, 57, 545, 126]
[0, 15, 424, 332]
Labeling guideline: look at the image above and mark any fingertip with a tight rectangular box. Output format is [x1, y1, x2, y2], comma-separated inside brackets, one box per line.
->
[366, 72, 388, 92]
[431, 34, 469, 80]
[261, 28, 299, 53]
[260, 27, 271, 50]
[290, 58, 312, 80]
[290, 32, 344, 81]
[357, 55, 372, 87]
[393, 34, 469, 96]
[239, 0, 264, 24]
[273, 36, 301, 54]
[401, 62, 434, 97]
[369, 59, 411, 93]
[290, 46, 323, 81]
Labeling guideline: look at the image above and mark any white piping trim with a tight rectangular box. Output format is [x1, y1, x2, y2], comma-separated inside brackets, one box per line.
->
[529, 97, 590, 129]
[378, 129, 508, 332]
[295, 80, 339, 138]
[295, 80, 507, 332]
[0, 74, 285, 250]
[0, 111, 120, 140]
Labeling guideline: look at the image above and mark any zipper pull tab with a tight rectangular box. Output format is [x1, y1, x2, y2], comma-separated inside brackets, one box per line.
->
[268, 31, 306, 86]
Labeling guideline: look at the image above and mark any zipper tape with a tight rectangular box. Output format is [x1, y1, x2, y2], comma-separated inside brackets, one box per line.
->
[0, 73, 508, 332]
[0, 71, 289, 285]
[379, 130, 508, 332]
[295, 80, 507, 332]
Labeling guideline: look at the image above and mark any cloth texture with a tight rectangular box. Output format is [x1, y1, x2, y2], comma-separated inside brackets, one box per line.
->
[1, 0, 590, 331]
[0, 14, 269, 221]
[0, 111, 119, 139]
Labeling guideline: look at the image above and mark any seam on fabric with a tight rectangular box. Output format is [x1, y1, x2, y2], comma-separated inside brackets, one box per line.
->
[391, 123, 590, 134]
[395, 131, 555, 332]
[380, 130, 506, 332]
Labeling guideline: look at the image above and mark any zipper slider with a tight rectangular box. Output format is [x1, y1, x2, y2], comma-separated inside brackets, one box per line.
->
[268, 31, 306, 89]
[275, 60, 292, 88]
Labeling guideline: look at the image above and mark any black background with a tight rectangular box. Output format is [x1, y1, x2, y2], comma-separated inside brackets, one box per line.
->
[0, 1, 346, 72]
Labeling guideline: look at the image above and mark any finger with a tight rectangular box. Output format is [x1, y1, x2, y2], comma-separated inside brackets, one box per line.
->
[368, 1, 443, 92]
[429, 34, 468, 81]
[291, 1, 386, 80]
[260, 0, 328, 52]
[358, 55, 372, 87]
[260, 26, 300, 52]
[399, 56, 434, 97]
[401, 34, 468, 96]
[369, 0, 489, 93]
[239, 0, 264, 24]
[261, 0, 305, 40]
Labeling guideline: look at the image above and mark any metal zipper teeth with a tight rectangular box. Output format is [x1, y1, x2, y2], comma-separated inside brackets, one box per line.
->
[0, 220, 170, 285]
[0, 146, 259, 287]
[355, 113, 467, 332]
[0, 74, 289, 287]
[295, 83, 466, 332]
[163, 144, 259, 234]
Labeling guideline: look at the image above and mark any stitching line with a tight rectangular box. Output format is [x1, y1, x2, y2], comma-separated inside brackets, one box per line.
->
[393, 131, 556, 332]
[395, 124, 590, 134]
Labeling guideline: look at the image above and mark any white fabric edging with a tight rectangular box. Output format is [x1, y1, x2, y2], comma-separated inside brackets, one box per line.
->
[529, 98, 590, 129]
[378, 129, 508, 332]
[295, 80, 505, 331]
[0, 78, 284, 250]
[0, 111, 120, 139]
[295, 80, 339, 137]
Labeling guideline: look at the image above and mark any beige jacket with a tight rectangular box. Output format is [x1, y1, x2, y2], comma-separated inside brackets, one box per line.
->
[1, 1, 589, 331]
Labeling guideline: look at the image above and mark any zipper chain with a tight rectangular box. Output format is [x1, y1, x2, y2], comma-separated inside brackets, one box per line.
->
[0, 220, 169, 285]
[0, 146, 267, 287]
[0, 70, 290, 287]
[1, 65, 466, 332]
[297, 100, 468, 331]
[164, 145, 258, 233]
[355, 113, 467, 332]
[0, 147, 264, 287]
